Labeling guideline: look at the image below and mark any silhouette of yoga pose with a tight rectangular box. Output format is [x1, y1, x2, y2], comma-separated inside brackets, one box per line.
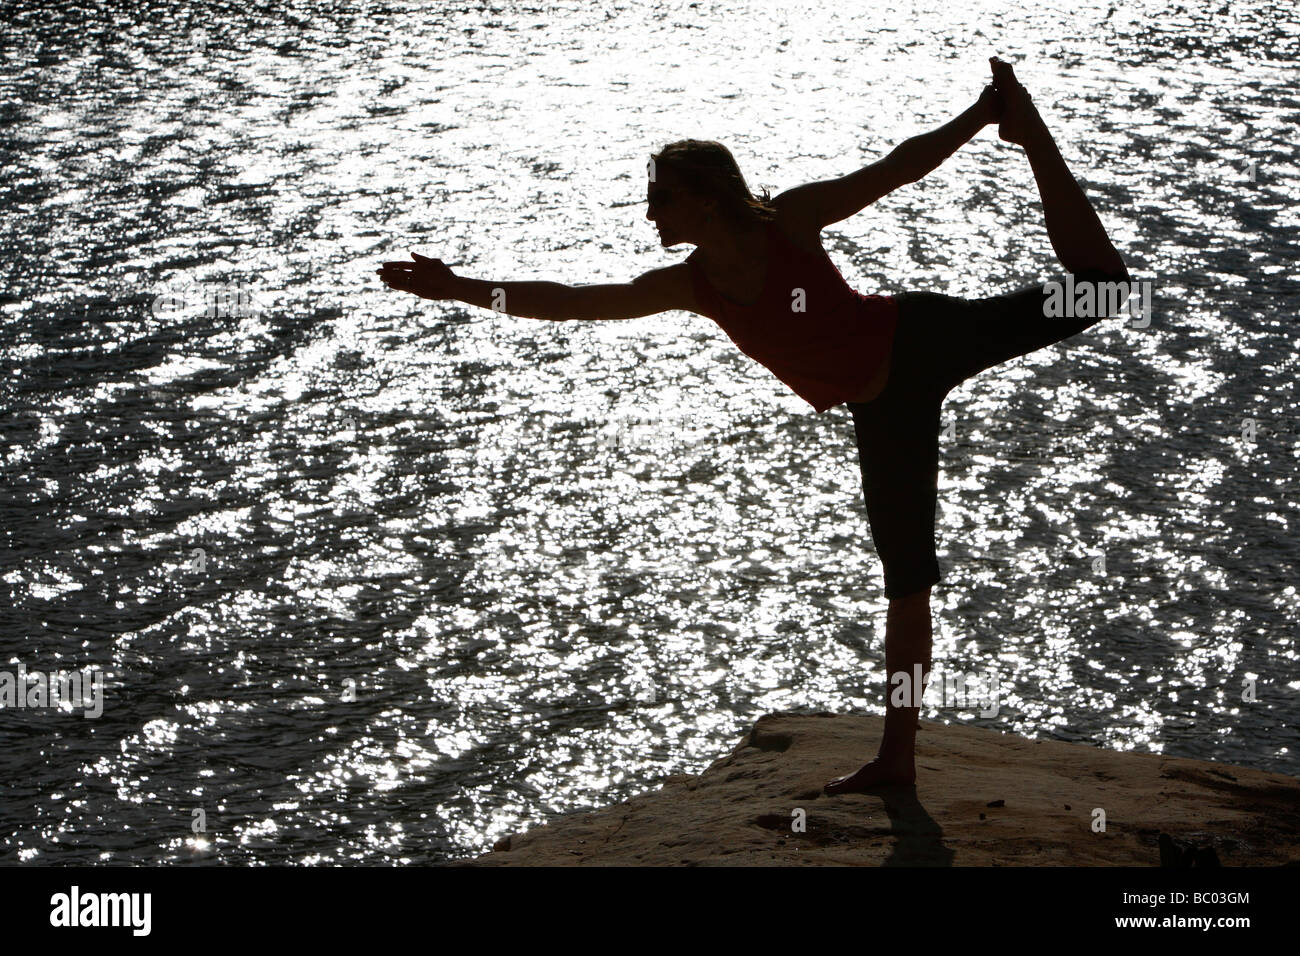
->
[377, 57, 1130, 795]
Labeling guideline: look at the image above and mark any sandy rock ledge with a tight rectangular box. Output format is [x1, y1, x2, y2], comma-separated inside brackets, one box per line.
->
[462, 711, 1300, 866]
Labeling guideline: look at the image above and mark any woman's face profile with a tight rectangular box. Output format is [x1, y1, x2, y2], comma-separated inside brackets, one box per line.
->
[646, 169, 705, 247]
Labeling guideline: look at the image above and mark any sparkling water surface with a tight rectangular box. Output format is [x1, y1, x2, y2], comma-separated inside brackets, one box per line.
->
[1, 0, 1297, 863]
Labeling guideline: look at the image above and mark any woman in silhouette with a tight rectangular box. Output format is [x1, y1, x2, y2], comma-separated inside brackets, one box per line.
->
[378, 57, 1130, 793]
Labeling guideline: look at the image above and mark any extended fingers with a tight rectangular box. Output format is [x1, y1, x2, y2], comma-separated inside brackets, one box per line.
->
[378, 275, 415, 295]
[376, 252, 440, 289]
[378, 254, 437, 271]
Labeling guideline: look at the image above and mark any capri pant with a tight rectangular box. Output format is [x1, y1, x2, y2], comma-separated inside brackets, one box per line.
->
[846, 269, 1129, 600]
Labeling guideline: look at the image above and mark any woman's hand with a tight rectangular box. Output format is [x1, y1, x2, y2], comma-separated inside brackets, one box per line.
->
[976, 82, 1002, 127]
[376, 252, 457, 300]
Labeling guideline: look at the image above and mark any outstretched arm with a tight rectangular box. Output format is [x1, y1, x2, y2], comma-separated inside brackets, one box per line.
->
[776, 84, 999, 229]
[377, 254, 691, 321]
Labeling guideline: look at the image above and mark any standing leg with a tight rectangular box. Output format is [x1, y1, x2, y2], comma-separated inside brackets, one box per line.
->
[825, 586, 933, 793]
[880, 588, 932, 773]
[827, 318, 945, 793]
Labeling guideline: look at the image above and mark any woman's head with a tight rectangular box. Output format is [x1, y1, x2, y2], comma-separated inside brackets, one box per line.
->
[646, 140, 775, 246]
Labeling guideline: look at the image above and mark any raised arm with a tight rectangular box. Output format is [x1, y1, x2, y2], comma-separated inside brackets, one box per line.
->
[775, 83, 1000, 230]
[377, 254, 694, 321]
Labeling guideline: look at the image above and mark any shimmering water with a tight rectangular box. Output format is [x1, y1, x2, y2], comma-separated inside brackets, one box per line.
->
[1, 0, 1297, 864]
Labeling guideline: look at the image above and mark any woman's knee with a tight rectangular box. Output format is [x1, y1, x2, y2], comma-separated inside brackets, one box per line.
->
[1072, 265, 1131, 286]
[887, 583, 933, 608]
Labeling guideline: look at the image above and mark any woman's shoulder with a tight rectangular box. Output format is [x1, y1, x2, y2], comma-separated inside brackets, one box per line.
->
[768, 199, 826, 259]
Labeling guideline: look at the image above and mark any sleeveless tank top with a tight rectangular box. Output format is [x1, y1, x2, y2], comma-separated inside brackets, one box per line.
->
[686, 218, 899, 413]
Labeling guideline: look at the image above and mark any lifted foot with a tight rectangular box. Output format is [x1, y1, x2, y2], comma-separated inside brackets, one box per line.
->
[989, 56, 1047, 146]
